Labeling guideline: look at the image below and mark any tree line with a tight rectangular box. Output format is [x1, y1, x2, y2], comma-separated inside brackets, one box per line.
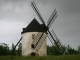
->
[0, 43, 80, 56]
[47, 45, 80, 55]
[0, 43, 22, 56]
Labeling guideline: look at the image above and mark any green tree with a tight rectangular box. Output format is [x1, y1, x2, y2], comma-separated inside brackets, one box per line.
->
[61, 45, 67, 55]
[66, 45, 78, 54]
[47, 45, 61, 55]
[11, 43, 16, 55]
[0, 43, 11, 55]
[47, 45, 53, 55]
[78, 45, 80, 53]
[17, 43, 22, 55]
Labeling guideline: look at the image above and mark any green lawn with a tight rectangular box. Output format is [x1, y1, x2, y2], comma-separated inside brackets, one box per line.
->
[0, 54, 80, 60]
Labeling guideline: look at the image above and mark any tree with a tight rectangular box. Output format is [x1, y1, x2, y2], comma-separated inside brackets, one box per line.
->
[47, 45, 53, 55]
[0, 43, 11, 55]
[17, 43, 22, 55]
[66, 45, 78, 54]
[61, 45, 67, 55]
[11, 43, 16, 55]
[78, 45, 80, 53]
[47, 45, 61, 55]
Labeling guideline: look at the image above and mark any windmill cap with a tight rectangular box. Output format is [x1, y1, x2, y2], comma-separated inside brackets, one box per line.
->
[21, 18, 47, 34]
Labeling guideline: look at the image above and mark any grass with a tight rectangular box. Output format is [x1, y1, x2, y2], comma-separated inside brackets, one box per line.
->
[0, 54, 80, 60]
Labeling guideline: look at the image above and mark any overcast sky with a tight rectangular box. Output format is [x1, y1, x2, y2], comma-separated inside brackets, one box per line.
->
[0, 0, 80, 49]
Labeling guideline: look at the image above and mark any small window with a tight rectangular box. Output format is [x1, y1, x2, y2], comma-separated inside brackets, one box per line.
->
[32, 34, 35, 39]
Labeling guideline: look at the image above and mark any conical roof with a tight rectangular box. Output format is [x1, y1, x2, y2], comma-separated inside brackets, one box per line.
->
[21, 18, 44, 34]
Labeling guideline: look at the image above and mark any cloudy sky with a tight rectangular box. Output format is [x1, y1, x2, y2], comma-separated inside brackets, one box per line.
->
[0, 0, 80, 49]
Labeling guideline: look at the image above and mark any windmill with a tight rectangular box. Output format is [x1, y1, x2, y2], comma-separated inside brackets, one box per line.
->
[30, 1, 62, 54]
[12, 1, 62, 56]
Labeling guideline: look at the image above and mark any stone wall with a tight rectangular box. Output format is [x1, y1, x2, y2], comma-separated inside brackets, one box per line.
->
[22, 32, 47, 56]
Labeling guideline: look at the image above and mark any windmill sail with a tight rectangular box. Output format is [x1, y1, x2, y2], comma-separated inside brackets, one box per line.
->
[31, 1, 47, 52]
[47, 9, 58, 28]
[31, 32, 43, 48]
[51, 30, 62, 48]
[35, 33, 46, 52]
[31, 1, 45, 24]
[31, 32, 47, 52]
[47, 14, 58, 28]
[47, 30, 62, 52]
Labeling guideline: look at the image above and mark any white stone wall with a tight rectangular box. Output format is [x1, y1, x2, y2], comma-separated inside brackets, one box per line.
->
[22, 32, 47, 56]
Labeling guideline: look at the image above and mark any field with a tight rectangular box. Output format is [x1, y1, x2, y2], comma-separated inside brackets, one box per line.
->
[0, 54, 80, 60]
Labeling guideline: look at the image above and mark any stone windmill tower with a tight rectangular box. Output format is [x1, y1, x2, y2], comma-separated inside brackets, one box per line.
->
[21, 18, 47, 56]
[12, 1, 62, 56]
